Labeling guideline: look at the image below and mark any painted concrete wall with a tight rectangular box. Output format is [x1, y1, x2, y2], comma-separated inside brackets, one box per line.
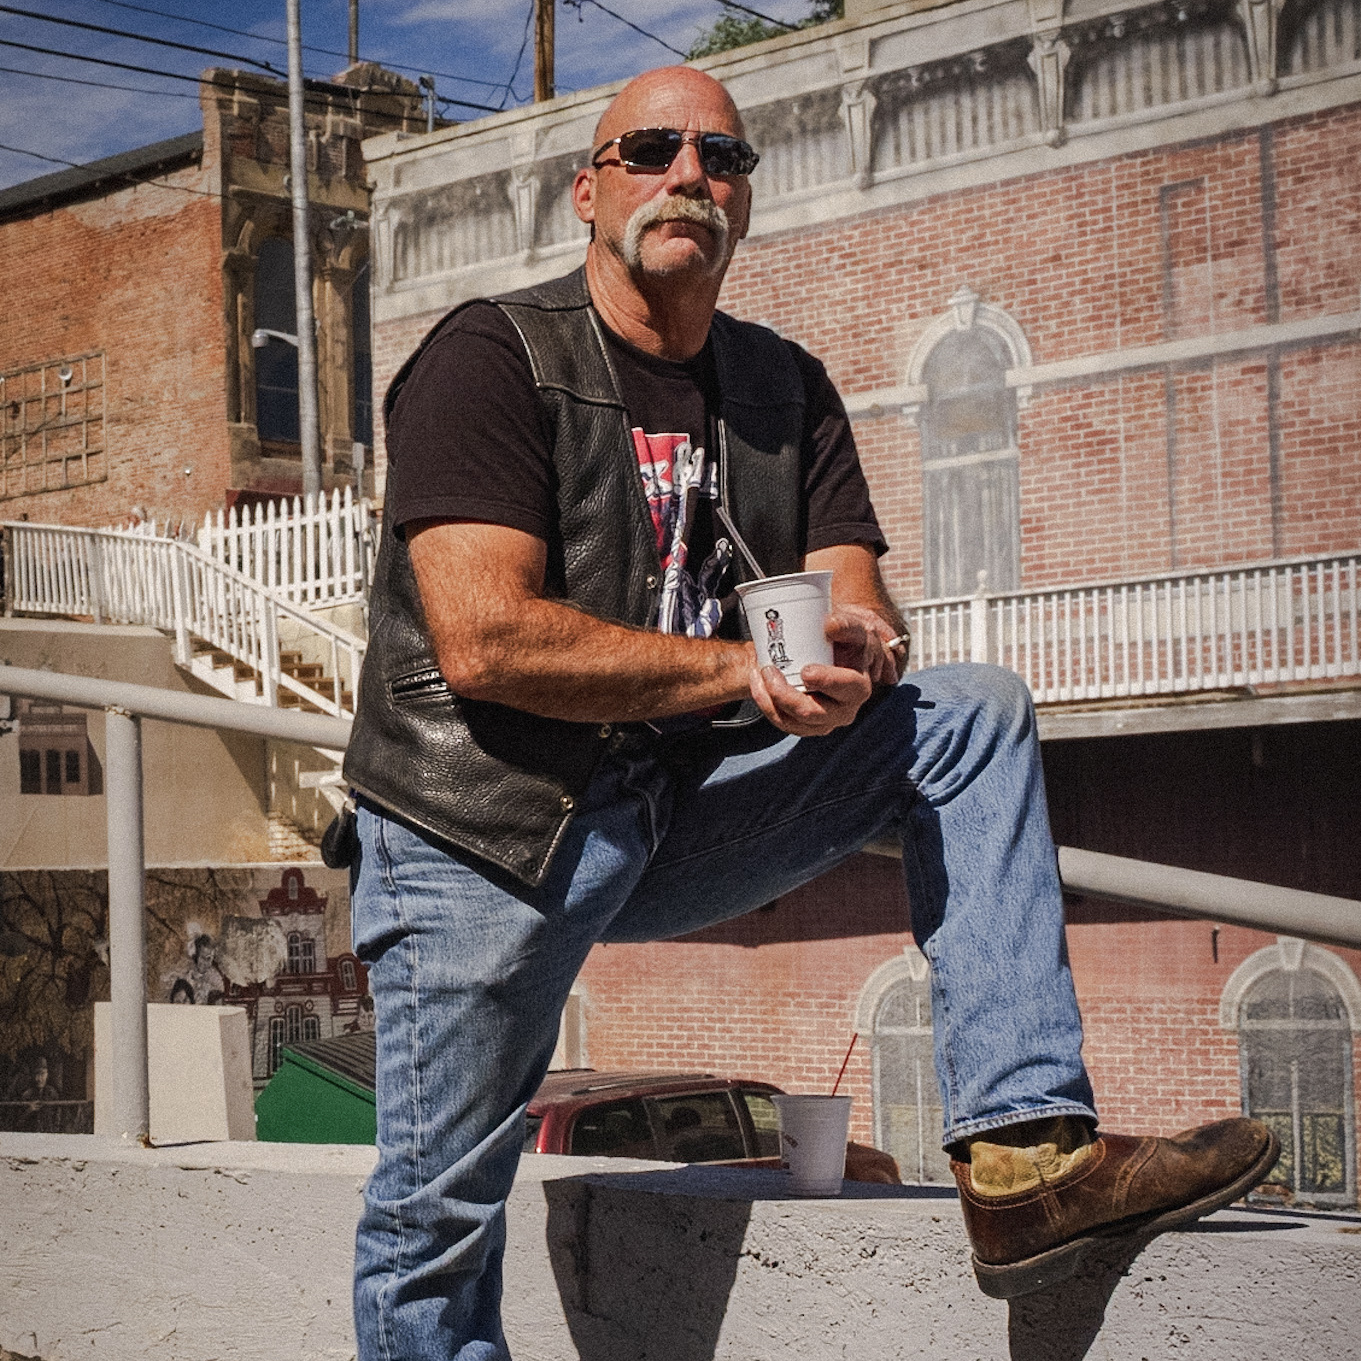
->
[3, 1134, 1359, 1360]
[0, 618, 270, 867]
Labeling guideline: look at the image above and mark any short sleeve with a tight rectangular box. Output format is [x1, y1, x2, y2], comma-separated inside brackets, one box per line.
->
[384, 303, 556, 540]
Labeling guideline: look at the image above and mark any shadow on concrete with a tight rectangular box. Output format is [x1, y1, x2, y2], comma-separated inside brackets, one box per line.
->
[544, 1167, 954, 1360]
[1004, 1215, 1306, 1359]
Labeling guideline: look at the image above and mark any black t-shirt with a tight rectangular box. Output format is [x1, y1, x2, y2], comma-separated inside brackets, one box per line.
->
[385, 301, 886, 630]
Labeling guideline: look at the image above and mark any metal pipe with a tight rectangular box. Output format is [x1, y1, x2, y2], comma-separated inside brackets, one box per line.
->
[349, 0, 358, 65]
[104, 709, 149, 1144]
[0, 665, 350, 750]
[864, 839, 1361, 949]
[1055, 846, 1361, 951]
[287, 0, 323, 501]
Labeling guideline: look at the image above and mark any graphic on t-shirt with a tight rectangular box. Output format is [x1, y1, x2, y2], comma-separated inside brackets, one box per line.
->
[764, 608, 791, 667]
[632, 431, 731, 638]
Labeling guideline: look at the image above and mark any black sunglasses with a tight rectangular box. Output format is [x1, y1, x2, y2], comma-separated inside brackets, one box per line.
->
[591, 127, 760, 177]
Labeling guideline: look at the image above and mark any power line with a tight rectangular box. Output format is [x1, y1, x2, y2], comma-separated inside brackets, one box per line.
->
[499, 0, 536, 109]
[83, 0, 506, 92]
[0, 4, 282, 75]
[716, 0, 799, 31]
[0, 39, 502, 114]
[0, 63, 199, 98]
[0, 139, 220, 199]
[562, 0, 689, 58]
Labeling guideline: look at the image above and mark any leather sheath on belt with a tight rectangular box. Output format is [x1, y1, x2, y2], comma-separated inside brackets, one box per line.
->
[343, 267, 805, 887]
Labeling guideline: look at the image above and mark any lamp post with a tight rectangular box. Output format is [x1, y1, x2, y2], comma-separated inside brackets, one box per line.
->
[287, 0, 322, 502]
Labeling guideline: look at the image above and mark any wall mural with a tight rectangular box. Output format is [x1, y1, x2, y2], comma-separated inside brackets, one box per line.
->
[0, 863, 362, 1134]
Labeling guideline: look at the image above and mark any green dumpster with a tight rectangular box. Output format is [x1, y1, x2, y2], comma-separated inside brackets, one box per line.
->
[255, 1031, 376, 1143]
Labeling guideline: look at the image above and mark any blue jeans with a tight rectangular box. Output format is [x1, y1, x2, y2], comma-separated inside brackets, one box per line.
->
[350, 664, 1096, 1360]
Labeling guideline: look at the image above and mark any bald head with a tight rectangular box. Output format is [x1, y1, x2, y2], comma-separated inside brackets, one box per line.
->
[593, 66, 746, 151]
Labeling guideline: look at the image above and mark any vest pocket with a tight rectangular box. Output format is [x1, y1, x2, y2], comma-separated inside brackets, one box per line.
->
[389, 666, 455, 705]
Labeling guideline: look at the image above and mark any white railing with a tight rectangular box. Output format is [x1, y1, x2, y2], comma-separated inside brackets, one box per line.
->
[195, 487, 376, 607]
[2, 522, 365, 718]
[907, 553, 1361, 704]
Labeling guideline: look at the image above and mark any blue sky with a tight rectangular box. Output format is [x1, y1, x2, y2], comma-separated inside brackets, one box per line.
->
[0, 0, 813, 191]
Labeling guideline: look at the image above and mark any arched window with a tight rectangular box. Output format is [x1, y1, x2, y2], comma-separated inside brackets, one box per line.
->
[352, 258, 373, 449]
[286, 1004, 304, 1043]
[919, 326, 1020, 599]
[339, 958, 357, 992]
[254, 237, 300, 444]
[302, 1015, 320, 1041]
[870, 966, 949, 1184]
[286, 932, 315, 975]
[1240, 966, 1355, 1205]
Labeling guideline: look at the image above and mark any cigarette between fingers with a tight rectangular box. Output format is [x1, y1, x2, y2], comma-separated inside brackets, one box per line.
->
[885, 633, 910, 652]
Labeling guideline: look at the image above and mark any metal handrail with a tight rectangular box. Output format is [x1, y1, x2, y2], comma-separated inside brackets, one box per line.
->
[0, 664, 350, 1147]
[4, 664, 1358, 1149]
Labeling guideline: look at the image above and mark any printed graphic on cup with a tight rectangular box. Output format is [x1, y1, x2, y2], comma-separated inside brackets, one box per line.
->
[736, 571, 834, 691]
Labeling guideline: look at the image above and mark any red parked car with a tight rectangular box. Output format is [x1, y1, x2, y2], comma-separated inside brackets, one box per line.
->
[524, 1070, 784, 1163]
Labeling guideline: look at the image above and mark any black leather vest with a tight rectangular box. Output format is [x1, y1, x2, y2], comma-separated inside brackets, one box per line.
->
[343, 267, 805, 887]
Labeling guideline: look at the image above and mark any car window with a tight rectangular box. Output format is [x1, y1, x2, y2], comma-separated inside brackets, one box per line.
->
[650, 1092, 746, 1163]
[522, 1114, 543, 1153]
[568, 1098, 655, 1158]
[741, 1090, 781, 1157]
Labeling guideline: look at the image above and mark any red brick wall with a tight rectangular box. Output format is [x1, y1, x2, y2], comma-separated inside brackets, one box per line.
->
[0, 163, 228, 528]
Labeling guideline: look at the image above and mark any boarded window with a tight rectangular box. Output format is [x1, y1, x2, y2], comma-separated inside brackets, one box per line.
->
[872, 972, 950, 1184]
[920, 328, 1020, 599]
[0, 353, 106, 500]
[1240, 967, 1355, 1205]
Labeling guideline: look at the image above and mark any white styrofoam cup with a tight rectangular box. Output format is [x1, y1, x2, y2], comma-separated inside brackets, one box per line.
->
[770, 1093, 852, 1196]
[735, 570, 834, 691]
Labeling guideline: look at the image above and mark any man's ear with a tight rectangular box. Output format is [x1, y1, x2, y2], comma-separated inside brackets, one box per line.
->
[572, 167, 596, 224]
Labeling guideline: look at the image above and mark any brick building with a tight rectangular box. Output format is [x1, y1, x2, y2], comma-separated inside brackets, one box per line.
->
[0, 64, 425, 530]
[359, 0, 1360, 1203]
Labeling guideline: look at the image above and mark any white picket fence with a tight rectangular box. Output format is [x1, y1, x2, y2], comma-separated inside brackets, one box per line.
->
[907, 553, 1361, 704]
[1, 521, 365, 718]
[195, 487, 376, 607]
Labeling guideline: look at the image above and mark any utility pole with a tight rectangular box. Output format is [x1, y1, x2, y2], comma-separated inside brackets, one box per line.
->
[534, 0, 554, 102]
[349, 0, 359, 65]
[287, 0, 322, 501]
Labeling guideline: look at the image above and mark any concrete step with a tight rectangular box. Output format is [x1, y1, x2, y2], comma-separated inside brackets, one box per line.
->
[2, 1134, 1358, 1361]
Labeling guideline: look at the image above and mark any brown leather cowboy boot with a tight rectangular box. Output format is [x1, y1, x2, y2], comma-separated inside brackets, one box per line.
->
[952, 1117, 1280, 1298]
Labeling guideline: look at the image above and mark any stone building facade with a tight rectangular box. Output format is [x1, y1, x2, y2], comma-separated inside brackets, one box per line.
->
[0, 64, 424, 530]
[359, 0, 1361, 1202]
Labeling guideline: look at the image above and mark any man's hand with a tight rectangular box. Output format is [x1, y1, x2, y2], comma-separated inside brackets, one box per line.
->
[748, 610, 875, 736]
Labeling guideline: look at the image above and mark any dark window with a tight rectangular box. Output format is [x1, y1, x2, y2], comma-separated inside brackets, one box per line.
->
[523, 1113, 544, 1153]
[64, 750, 80, 784]
[352, 258, 373, 448]
[568, 1098, 654, 1158]
[19, 749, 40, 794]
[650, 1093, 746, 1163]
[873, 972, 950, 1184]
[285, 1004, 303, 1043]
[920, 328, 1020, 599]
[741, 1090, 781, 1157]
[1240, 968, 1355, 1205]
[340, 958, 357, 992]
[45, 748, 61, 794]
[302, 1015, 320, 1041]
[254, 237, 300, 444]
[286, 933, 316, 975]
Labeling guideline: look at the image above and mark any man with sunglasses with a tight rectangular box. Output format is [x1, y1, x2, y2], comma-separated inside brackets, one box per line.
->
[345, 64, 1277, 1361]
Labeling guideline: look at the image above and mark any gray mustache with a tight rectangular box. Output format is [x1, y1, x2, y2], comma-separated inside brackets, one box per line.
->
[622, 195, 730, 269]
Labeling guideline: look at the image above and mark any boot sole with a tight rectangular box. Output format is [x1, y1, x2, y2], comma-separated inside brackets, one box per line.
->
[972, 1130, 1282, 1300]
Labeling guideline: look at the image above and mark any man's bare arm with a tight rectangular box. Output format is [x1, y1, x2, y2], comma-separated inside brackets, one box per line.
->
[408, 519, 755, 723]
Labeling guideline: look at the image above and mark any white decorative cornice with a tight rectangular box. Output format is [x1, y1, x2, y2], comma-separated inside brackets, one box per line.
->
[1217, 939, 1361, 1028]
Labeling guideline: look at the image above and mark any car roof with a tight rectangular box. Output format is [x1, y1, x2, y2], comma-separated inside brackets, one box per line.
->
[528, 1070, 781, 1110]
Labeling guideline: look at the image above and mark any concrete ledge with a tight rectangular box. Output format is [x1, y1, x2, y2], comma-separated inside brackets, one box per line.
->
[4, 1135, 1360, 1360]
